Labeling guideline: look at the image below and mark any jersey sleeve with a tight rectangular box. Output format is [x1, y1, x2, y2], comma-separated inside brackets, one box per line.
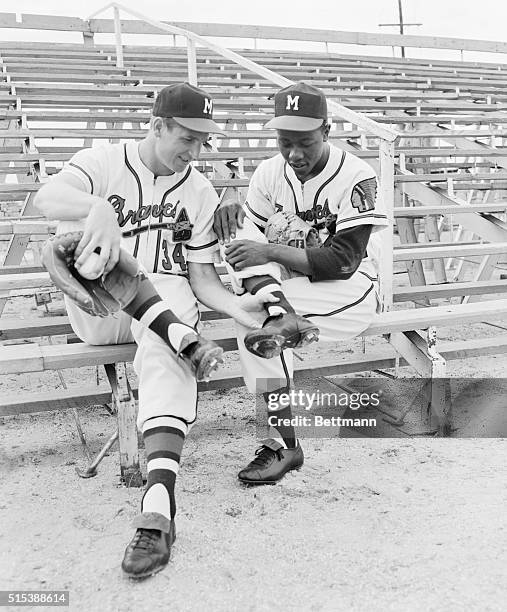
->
[185, 180, 220, 264]
[306, 224, 372, 282]
[335, 167, 389, 234]
[58, 146, 108, 196]
[243, 163, 277, 230]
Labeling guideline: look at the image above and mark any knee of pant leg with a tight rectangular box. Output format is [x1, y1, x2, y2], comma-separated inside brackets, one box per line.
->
[137, 408, 196, 433]
[66, 299, 131, 345]
[136, 392, 197, 432]
[134, 343, 198, 429]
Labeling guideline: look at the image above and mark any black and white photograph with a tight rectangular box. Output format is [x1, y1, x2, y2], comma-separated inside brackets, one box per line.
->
[1, 1, 506, 610]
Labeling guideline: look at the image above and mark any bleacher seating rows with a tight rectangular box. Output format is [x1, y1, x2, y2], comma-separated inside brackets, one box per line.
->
[1, 21, 507, 481]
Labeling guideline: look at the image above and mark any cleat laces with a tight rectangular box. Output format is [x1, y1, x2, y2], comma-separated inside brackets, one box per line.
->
[130, 529, 159, 551]
[249, 445, 283, 468]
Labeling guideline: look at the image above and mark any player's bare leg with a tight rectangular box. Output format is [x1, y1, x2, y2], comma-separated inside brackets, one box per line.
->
[242, 275, 319, 358]
[43, 232, 223, 381]
[122, 415, 186, 578]
[238, 385, 304, 485]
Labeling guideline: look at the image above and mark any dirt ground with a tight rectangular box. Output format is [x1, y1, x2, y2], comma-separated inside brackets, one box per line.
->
[1, 295, 507, 612]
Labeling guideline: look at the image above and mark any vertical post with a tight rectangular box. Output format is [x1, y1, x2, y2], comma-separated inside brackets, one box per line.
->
[113, 5, 124, 69]
[113, 362, 143, 487]
[82, 31, 95, 48]
[187, 37, 198, 86]
[426, 327, 450, 436]
[379, 139, 395, 312]
[397, 0, 405, 58]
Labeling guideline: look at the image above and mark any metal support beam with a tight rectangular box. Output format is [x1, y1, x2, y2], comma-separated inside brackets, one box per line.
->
[379, 140, 395, 311]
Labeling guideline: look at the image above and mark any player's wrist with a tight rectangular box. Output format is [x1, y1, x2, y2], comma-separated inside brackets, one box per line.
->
[267, 242, 281, 263]
[89, 196, 112, 212]
[89, 197, 117, 223]
[229, 294, 244, 313]
[273, 243, 311, 275]
[220, 295, 243, 324]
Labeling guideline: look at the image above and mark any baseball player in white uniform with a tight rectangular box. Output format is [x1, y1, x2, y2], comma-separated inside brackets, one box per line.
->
[35, 83, 277, 579]
[214, 81, 389, 485]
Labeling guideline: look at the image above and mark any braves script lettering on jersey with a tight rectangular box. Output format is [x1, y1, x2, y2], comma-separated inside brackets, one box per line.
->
[244, 143, 388, 278]
[63, 141, 220, 275]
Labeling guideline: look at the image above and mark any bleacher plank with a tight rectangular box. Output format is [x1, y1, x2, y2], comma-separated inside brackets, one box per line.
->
[393, 204, 507, 217]
[3, 332, 507, 417]
[0, 317, 73, 341]
[3, 299, 507, 376]
[394, 243, 507, 261]
[363, 298, 507, 335]
[393, 279, 507, 302]
[0, 266, 46, 276]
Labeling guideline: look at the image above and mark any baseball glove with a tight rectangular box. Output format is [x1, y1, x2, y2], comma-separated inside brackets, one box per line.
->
[41, 232, 142, 317]
[265, 211, 322, 249]
[264, 211, 322, 280]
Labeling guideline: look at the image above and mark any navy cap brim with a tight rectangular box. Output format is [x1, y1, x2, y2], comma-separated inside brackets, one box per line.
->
[173, 116, 226, 135]
[264, 116, 324, 131]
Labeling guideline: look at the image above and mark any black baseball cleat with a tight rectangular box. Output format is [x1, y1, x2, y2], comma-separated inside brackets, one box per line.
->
[244, 313, 319, 359]
[238, 439, 304, 485]
[178, 332, 224, 382]
[121, 520, 176, 580]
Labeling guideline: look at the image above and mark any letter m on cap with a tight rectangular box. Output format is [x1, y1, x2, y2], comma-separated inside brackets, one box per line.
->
[203, 98, 213, 114]
[286, 95, 300, 111]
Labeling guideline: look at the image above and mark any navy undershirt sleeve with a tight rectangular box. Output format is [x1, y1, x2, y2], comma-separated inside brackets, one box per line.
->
[306, 225, 373, 282]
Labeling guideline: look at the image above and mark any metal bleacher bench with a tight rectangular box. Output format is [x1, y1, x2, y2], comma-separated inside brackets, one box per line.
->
[2, 296, 507, 486]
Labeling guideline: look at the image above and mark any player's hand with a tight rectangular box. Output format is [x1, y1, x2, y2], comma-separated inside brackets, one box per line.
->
[213, 200, 245, 244]
[225, 240, 271, 271]
[228, 292, 279, 329]
[74, 199, 121, 277]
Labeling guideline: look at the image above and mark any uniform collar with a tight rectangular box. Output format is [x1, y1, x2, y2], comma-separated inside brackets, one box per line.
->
[126, 140, 192, 183]
[283, 143, 345, 188]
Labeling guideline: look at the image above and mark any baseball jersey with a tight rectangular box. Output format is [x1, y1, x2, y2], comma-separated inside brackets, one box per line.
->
[244, 143, 389, 278]
[60, 141, 220, 275]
